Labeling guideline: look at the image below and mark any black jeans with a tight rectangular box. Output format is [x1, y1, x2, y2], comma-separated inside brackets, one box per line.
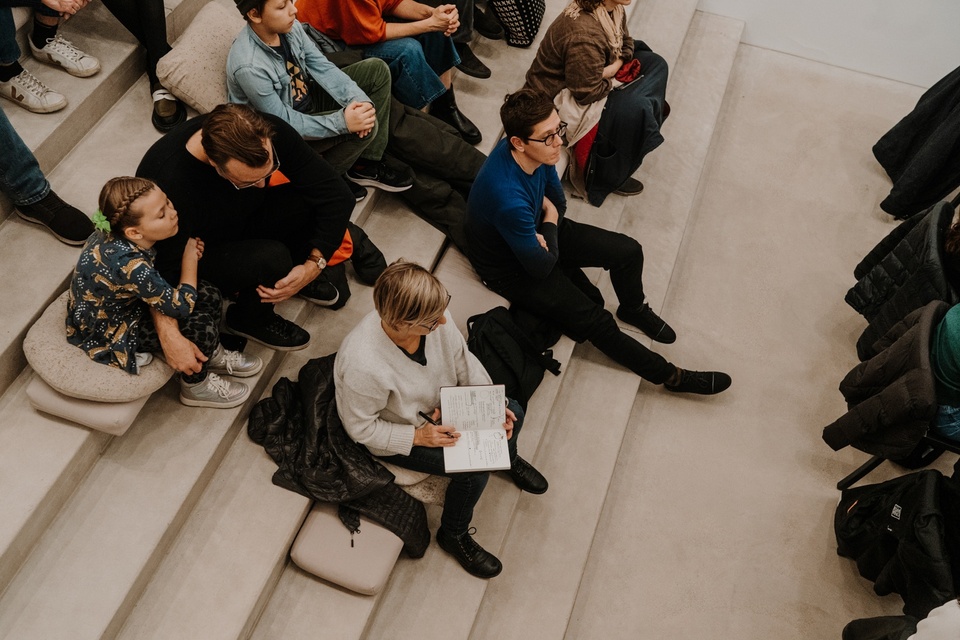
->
[101, 0, 170, 85]
[199, 184, 340, 325]
[380, 398, 524, 536]
[485, 218, 676, 384]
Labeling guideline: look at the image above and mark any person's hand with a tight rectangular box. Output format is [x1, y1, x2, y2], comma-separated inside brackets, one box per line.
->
[160, 331, 207, 375]
[193, 237, 204, 260]
[602, 58, 625, 80]
[344, 101, 376, 137]
[414, 410, 460, 447]
[256, 263, 317, 304]
[429, 4, 459, 35]
[42, 0, 86, 15]
[182, 237, 203, 265]
[503, 405, 517, 440]
[535, 233, 547, 250]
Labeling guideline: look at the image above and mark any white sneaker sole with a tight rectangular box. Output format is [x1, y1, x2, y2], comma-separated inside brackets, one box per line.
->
[179, 390, 250, 409]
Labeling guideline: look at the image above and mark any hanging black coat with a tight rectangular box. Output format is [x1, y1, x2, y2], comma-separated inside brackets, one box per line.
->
[873, 64, 960, 219]
[247, 354, 430, 558]
[845, 201, 958, 360]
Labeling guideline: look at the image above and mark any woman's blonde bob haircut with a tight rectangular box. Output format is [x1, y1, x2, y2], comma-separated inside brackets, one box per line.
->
[373, 260, 449, 330]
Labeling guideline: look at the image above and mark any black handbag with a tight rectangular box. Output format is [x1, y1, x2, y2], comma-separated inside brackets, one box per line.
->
[488, 0, 545, 47]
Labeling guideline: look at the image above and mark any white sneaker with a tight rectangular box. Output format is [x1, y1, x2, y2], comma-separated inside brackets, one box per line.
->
[207, 344, 263, 378]
[30, 34, 100, 77]
[179, 372, 250, 409]
[0, 69, 66, 113]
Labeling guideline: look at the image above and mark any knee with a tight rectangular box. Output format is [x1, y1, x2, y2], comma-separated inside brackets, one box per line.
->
[248, 240, 294, 282]
[388, 38, 427, 65]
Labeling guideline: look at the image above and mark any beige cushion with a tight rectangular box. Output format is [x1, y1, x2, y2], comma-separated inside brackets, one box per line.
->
[398, 474, 448, 506]
[290, 501, 403, 596]
[156, 2, 245, 114]
[433, 246, 510, 337]
[23, 291, 174, 403]
[26, 375, 148, 436]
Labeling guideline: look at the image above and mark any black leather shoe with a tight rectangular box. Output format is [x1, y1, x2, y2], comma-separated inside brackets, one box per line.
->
[436, 527, 502, 579]
[473, 6, 504, 39]
[617, 303, 676, 344]
[431, 87, 482, 145]
[663, 369, 732, 395]
[507, 456, 548, 494]
[455, 42, 491, 79]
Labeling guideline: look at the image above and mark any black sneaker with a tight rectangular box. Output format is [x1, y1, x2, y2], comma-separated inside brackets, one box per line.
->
[613, 177, 644, 196]
[454, 42, 491, 79]
[473, 6, 504, 39]
[299, 278, 340, 307]
[436, 526, 502, 579]
[616, 303, 676, 344]
[663, 369, 732, 395]
[346, 161, 414, 193]
[17, 190, 94, 246]
[225, 306, 309, 351]
[343, 176, 368, 202]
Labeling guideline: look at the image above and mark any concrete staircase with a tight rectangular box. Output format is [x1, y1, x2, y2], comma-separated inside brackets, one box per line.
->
[0, 0, 744, 638]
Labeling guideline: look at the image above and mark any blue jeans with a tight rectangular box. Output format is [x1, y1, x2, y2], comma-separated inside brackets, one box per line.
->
[0, 7, 19, 64]
[362, 32, 459, 109]
[380, 398, 525, 536]
[0, 106, 50, 205]
[934, 404, 960, 441]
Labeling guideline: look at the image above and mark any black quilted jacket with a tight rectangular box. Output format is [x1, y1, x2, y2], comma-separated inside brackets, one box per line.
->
[845, 202, 958, 360]
[248, 353, 429, 558]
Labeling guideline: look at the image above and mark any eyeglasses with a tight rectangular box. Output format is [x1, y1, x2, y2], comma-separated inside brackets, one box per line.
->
[217, 144, 280, 190]
[526, 122, 567, 147]
[416, 293, 452, 332]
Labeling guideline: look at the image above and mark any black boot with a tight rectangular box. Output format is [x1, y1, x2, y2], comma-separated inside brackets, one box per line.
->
[436, 526, 502, 578]
[431, 87, 482, 146]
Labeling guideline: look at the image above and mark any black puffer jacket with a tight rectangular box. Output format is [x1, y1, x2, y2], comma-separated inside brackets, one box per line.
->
[248, 354, 430, 558]
[845, 202, 958, 360]
[822, 302, 947, 459]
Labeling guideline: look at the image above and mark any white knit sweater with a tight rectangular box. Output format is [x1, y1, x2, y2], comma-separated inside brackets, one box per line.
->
[334, 310, 492, 457]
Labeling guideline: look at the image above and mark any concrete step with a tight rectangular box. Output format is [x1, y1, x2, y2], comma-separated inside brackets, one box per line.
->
[565, 12, 745, 639]
[465, 11, 744, 640]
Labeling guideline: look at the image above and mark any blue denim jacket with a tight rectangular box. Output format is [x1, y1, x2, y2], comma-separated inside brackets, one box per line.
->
[227, 22, 370, 140]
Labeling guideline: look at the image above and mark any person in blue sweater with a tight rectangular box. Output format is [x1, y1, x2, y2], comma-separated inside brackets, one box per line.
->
[465, 89, 731, 395]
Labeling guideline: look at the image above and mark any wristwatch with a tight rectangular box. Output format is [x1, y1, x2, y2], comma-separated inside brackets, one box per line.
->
[312, 253, 327, 271]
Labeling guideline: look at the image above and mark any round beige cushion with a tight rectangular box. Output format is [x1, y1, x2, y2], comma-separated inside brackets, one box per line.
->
[24, 291, 174, 403]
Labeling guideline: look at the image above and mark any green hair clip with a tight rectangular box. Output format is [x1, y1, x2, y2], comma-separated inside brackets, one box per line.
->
[92, 209, 111, 233]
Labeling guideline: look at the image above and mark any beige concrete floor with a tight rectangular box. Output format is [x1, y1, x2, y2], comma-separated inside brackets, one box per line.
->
[566, 45, 958, 638]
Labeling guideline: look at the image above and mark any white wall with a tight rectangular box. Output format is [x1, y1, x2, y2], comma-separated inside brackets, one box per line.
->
[698, 0, 960, 88]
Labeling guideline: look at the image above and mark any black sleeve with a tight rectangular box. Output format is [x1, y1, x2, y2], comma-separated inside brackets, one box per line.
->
[268, 116, 353, 259]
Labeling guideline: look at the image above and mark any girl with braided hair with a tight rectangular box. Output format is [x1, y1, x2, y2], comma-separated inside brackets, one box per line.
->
[66, 176, 262, 409]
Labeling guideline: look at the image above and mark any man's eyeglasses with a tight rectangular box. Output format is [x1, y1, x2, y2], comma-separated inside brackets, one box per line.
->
[416, 293, 452, 331]
[526, 122, 567, 147]
[218, 144, 280, 190]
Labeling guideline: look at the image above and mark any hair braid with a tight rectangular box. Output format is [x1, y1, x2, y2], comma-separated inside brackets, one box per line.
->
[97, 177, 158, 236]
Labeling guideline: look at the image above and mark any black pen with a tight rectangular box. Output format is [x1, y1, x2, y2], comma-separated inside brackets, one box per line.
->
[418, 410, 440, 426]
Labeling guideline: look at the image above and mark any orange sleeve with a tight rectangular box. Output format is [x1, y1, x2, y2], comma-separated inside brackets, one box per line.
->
[296, 0, 397, 45]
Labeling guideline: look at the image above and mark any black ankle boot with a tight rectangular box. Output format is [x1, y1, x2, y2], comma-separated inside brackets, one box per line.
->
[436, 526, 502, 578]
[431, 87, 482, 145]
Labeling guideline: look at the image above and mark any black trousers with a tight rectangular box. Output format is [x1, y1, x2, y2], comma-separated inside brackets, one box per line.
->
[484, 218, 676, 384]
[199, 184, 341, 325]
[101, 0, 170, 84]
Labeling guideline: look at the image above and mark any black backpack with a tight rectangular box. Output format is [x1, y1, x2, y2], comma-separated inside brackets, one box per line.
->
[466, 307, 561, 409]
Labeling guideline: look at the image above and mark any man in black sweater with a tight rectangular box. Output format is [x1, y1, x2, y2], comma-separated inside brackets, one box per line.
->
[137, 103, 352, 368]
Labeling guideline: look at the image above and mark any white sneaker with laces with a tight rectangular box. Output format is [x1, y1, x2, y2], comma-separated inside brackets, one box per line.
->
[207, 344, 263, 378]
[30, 34, 100, 77]
[179, 372, 250, 409]
[0, 69, 66, 113]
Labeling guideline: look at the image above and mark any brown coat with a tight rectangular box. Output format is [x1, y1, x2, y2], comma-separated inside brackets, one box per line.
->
[523, 9, 635, 106]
